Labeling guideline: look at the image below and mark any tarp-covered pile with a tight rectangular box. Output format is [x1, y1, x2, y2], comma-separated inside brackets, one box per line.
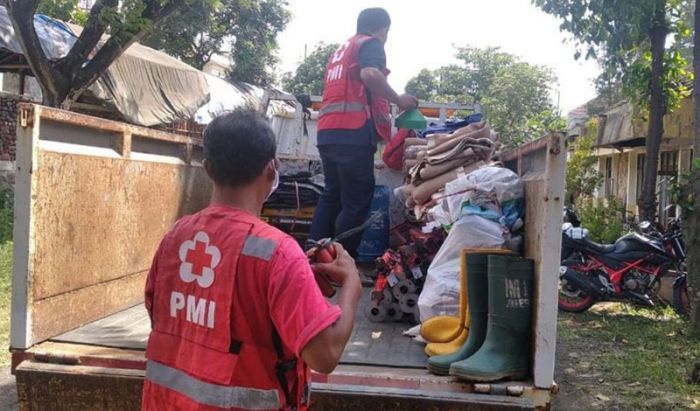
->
[0, 8, 209, 126]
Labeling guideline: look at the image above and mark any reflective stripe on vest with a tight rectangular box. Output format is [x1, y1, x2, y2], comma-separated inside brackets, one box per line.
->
[241, 235, 277, 261]
[319, 101, 367, 116]
[146, 360, 282, 410]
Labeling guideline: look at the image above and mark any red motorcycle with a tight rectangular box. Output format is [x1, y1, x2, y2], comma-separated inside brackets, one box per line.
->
[559, 219, 687, 313]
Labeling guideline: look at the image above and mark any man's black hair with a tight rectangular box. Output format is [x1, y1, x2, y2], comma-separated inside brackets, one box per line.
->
[357, 7, 391, 34]
[203, 110, 276, 187]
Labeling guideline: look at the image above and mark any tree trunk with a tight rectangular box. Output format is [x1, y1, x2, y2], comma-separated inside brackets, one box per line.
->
[639, 0, 668, 222]
[687, 0, 700, 330]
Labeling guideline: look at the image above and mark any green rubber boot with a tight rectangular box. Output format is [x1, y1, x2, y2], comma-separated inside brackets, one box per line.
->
[426, 253, 490, 375]
[449, 255, 534, 382]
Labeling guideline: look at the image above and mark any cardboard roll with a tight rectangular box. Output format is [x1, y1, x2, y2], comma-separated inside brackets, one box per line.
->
[399, 293, 419, 314]
[380, 287, 395, 308]
[365, 304, 387, 323]
[392, 279, 417, 300]
[385, 303, 404, 322]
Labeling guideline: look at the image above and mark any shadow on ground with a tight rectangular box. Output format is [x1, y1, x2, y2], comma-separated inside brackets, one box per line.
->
[0, 367, 17, 411]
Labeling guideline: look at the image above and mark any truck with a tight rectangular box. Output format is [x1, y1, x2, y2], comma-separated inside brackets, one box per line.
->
[8, 102, 565, 410]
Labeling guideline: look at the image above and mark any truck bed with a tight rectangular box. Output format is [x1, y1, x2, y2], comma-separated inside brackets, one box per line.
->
[51, 287, 429, 369]
[11, 107, 563, 409]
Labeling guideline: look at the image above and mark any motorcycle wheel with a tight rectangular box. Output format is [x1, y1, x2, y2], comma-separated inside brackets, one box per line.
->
[673, 275, 690, 316]
[558, 259, 596, 313]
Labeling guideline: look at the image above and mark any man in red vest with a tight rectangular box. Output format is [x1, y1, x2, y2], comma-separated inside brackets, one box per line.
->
[310, 7, 418, 257]
[142, 110, 362, 410]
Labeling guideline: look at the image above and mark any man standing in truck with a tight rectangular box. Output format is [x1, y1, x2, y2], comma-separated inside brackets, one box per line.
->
[310, 7, 418, 257]
[141, 111, 362, 410]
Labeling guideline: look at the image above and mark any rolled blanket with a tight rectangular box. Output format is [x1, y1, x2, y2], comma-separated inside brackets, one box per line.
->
[404, 145, 424, 160]
[426, 121, 486, 148]
[412, 168, 465, 205]
[427, 125, 491, 157]
[427, 137, 494, 165]
[405, 137, 428, 147]
[420, 155, 478, 181]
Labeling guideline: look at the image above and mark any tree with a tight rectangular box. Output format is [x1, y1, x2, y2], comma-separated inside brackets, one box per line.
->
[4, 0, 192, 108]
[37, 0, 87, 24]
[141, 0, 290, 84]
[686, 0, 700, 329]
[226, 0, 289, 86]
[405, 68, 438, 101]
[281, 42, 338, 95]
[141, 0, 227, 70]
[566, 121, 603, 204]
[404, 46, 562, 147]
[534, 0, 692, 221]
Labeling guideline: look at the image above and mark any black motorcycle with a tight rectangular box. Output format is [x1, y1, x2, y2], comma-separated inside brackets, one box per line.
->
[560, 209, 688, 315]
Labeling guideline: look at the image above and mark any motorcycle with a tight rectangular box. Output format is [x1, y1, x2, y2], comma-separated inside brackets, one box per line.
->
[559, 209, 689, 315]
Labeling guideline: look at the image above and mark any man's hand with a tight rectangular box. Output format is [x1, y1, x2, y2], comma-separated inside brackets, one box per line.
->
[397, 93, 419, 111]
[311, 242, 360, 287]
[361, 68, 419, 111]
[302, 242, 362, 374]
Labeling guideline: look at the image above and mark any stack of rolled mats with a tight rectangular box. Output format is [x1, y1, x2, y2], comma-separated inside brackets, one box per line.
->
[397, 122, 498, 209]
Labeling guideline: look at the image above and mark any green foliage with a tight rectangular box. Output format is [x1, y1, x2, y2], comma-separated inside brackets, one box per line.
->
[666, 158, 700, 215]
[37, 0, 88, 24]
[405, 68, 438, 101]
[576, 196, 626, 244]
[533, 0, 692, 114]
[281, 42, 338, 95]
[404, 46, 560, 148]
[0, 183, 12, 244]
[142, 0, 290, 84]
[0, 241, 13, 367]
[225, 0, 290, 86]
[566, 122, 603, 203]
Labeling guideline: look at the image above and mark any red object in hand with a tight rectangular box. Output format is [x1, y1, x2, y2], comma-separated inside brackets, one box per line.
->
[312, 245, 337, 298]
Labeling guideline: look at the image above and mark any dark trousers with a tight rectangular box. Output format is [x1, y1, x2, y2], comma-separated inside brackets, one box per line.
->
[310, 144, 375, 257]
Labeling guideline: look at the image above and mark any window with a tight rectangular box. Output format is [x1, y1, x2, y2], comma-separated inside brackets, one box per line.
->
[636, 153, 646, 200]
[659, 151, 678, 176]
[604, 157, 614, 197]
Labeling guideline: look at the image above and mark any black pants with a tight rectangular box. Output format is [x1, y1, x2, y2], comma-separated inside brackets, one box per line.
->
[310, 144, 375, 257]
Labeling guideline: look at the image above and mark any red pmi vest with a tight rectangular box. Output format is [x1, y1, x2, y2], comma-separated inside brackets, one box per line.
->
[318, 34, 392, 142]
[142, 207, 306, 411]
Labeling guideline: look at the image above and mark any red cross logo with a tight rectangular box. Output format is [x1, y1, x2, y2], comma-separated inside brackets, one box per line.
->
[179, 231, 221, 288]
[186, 240, 213, 277]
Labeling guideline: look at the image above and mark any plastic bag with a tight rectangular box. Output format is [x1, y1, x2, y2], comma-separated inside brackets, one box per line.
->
[430, 166, 524, 228]
[417, 215, 506, 322]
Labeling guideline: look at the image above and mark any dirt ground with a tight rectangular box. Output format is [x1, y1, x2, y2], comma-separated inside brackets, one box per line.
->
[0, 367, 17, 411]
[551, 303, 700, 410]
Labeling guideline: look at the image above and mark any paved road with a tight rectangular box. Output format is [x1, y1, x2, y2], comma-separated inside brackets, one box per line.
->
[0, 367, 17, 411]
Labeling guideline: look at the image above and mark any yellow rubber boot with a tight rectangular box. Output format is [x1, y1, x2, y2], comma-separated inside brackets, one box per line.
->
[421, 248, 512, 356]
[425, 327, 468, 356]
[420, 316, 462, 343]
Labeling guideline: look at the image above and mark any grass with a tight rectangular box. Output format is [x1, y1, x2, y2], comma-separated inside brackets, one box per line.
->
[0, 183, 13, 367]
[558, 303, 700, 410]
[0, 240, 12, 367]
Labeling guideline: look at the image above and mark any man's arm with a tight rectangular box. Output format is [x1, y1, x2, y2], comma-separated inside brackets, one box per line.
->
[358, 38, 418, 111]
[360, 67, 418, 111]
[301, 244, 361, 373]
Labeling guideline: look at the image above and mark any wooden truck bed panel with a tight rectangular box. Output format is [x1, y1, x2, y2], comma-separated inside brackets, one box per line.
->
[11, 104, 210, 349]
[51, 287, 429, 368]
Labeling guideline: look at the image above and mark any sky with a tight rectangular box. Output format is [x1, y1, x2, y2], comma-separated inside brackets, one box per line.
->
[276, 0, 602, 114]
